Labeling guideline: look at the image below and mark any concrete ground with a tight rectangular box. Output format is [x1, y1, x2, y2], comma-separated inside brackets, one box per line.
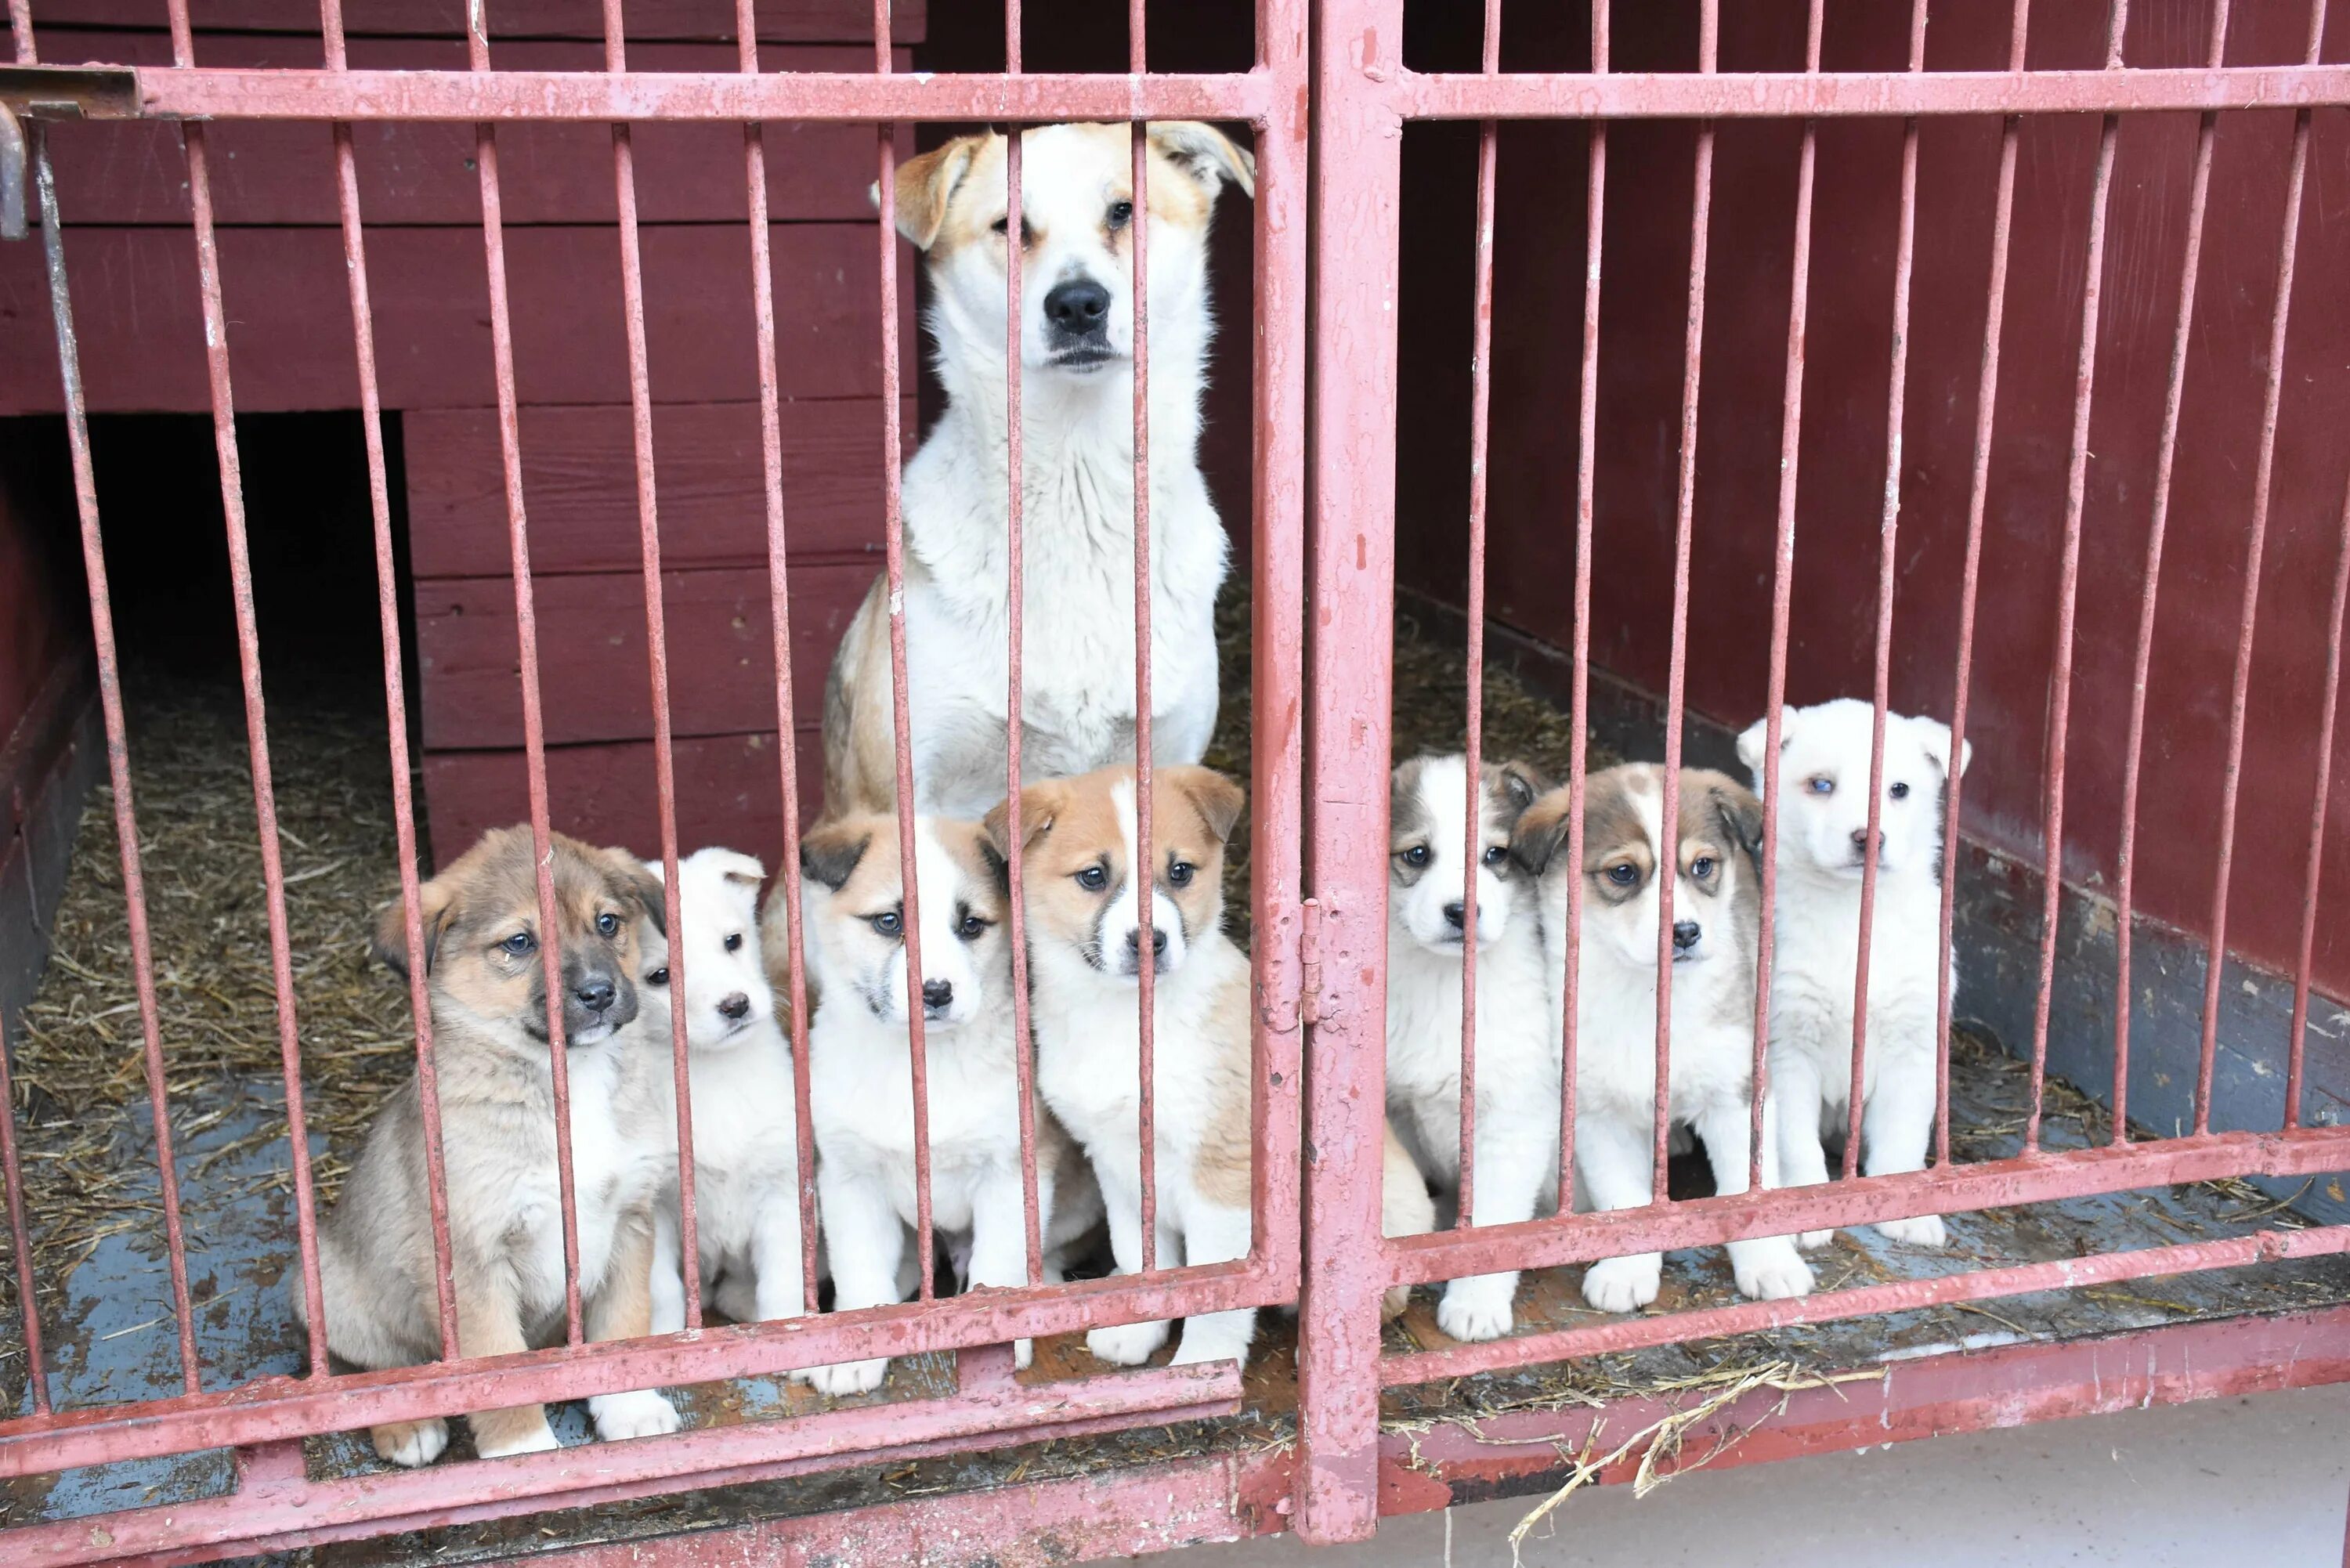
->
[1173, 1385, 2350, 1566]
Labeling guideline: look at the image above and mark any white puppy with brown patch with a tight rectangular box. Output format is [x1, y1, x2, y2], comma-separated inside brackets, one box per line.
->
[794, 814, 1101, 1396]
[636, 847, 808, 1335]
[1513, 764, 1813, 1313]
[823, 123, 1253, 821]
[1384, 753, 1560, 1342]
[1737, 699, 1971, 1249]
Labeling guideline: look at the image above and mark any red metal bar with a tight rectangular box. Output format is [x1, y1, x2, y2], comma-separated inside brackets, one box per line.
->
[2197, 0, 2326, 1136]
[1842, 0, 1928, 1181]
[318, 0, 458, 1357]
[1650, 0, 1718, 1198]
[1555, 1, 1607, 1216]
[467, 2, 588, 1345]
[0, 938, 44, 1417]
[2113, 0, 2230, 1144]
[2025, 3, 2128, 1155]
[1454, 0, 1499, 1224]
[1936, 0, 2030, 1166]
[1385, 1222, 2350, 1387]
[2289, 467, 2350, 1129]
[1127, 0, 1159, 1272]
[1748, 0, 1823, 1193]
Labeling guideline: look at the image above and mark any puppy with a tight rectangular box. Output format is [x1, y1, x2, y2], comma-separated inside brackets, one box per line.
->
[825, 123, 1255, 820]
[1384, 753, 1561, 1342]
[1737, 699, 1971, 1248]
[309, 827, 682, 1466]
[1513, 767, 1814, 1312]
[636, 848, 808, 1335]
[795, 813, 1101, 1396]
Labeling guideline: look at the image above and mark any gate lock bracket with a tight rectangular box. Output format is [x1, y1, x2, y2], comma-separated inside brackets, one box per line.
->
[0, 66, 145, 243]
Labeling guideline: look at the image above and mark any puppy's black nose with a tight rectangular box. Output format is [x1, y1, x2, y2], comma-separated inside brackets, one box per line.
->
[921, 978, 953, 1010]
[575, 977, 616, 1013]
[1671, 920, 1701, 952]
[1442, 902, 1466, 930]
[1125, 927, 1169, 956]
[1043, 278, 1111, 334]
[718, 992, 751, 1021]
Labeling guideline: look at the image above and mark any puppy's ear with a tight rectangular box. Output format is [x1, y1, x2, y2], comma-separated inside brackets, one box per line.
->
[1708, 776, 1767, 869]
[1148, 121, 1256, 200]
[602, 847, 668, 936]
[1734, 711, 1792, 789]
[1912, 716, 1972, 779]
[1509, 790, 1572, 878]
[877, 133, 989, 251]
[1495, 760, 1550, 824]
[800, 819, 876, 892]
[982, 781, 1067, 863]
[373, 874, 455, 981]
[700, 848, 768, 911]
[1164, 766, 1246, 845]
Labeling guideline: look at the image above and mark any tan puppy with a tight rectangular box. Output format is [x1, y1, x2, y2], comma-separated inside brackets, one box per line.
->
[306, 827, 682, 1466]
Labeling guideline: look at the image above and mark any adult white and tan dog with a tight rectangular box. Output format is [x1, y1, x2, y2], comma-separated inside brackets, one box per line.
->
[823, 122, 1254, 822]
[1513, 765, 1813, 1313]
[1737, 698, 1971, 1248]
[637, 848, 808, 1335]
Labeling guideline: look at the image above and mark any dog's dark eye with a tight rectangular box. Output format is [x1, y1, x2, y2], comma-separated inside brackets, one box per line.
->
[1889, 782, 1911, 800]
[1107, 199, 1134, 230]
[595, 911, 620, 938]
[1481, 845, 1509, 869]
[724, 932, 744, 952]
[990, 215, 1033, 242]
[1806, 775, 1835, 796]
[1604, 864, 1639, 888]
[1690, 856, 1716, 880]
[1166, 859, 1195, 888]
[957, 912, 989, 941]
[1076, 864, 1108, 892]
[870, 910, 903, 938]
[647, 966, 670, 988]
[1399, 844, 1430, 869]
[501, 931, 537, 957]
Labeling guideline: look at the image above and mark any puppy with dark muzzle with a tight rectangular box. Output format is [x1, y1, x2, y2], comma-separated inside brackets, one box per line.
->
[305, 826, 682, 1466]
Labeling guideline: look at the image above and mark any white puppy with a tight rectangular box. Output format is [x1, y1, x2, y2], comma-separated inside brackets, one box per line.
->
[1384, 753, 1561, 1342]
[795, 813, 1099, 1395]
[1512, 765, 1814, 1313]
[824, 123, 1254, 820]
[1737, 699, 1971, 1248]
[637, 848, 808, 1335]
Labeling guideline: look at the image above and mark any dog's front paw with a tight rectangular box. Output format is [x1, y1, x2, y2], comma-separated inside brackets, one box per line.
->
[1013, 1337, 1034, 1372]
[590, 1389, 682, 1443]
[1874, 1212, 1947, 1248]
[1581, 1255, 1661, 1313]
[794, 1358, 890, 1396]
[1086, 1319, 1171, 1367]
[372, 1417, 448, 1469]
[473, 1417, 561, 1460]
[1798, 1228, 1835, 1251]
[1434, 1280, 1516, 1343]
[1733, 1244, 1815, 1302]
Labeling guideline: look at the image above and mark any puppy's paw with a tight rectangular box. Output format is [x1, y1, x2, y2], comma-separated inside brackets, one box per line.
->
[1581, 1255, 1661, 1314]
[1013, 1337, 1034, 1372]
[1434, 1281, 1516, 1343]
[1798, 1228, 1835, 1252]
[372, 1417, 448, 1469]
[589, 1388, 682, 1443]
[1381, 1284, 1414, 1324]
[1733, 1244, 1815, 1302]
[1086, 1320, 1171, 1367]
[1874, 1212, 1947, 1249]
[794, 1358, 890, 1397]
[473, 1417, 560, 1460]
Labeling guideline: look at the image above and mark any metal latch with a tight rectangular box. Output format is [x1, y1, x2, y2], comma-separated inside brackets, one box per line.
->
[0, 65, 144, 242]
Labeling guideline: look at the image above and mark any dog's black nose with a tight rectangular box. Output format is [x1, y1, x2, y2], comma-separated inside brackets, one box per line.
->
[921, 978, 953, 1010]
[1043, 277, 1111, 334]
[1125, 927, 1169, 956]
[575, 977, 616, 1013]
[1671, 920, 1701, 952]
[718, 992, 751, 1021]
[1442, 902, 1466, 930]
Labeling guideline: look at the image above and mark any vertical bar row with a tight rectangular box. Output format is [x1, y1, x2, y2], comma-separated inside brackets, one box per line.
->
[2024, 0, 2129, 1154]
[1841, 0, 1929, 1180]
[1936, 0, 2031, 1166]
[468, 5, 588, 1343]
[1130, 0, 1158, 1277]
[2289, 467, 2350, 1130]
[2110, 0, 2230, 1144]
[319, 0, 459, 1356]
[2195, 0, 2326, 1136]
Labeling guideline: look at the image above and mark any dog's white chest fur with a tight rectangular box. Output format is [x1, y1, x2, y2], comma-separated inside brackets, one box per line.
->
[810, 1010, 1025, 1235]
[1767, 869, 1943, 1107]
[511, 1042, 666, 1322]
[1385, 923, 1559, 1176]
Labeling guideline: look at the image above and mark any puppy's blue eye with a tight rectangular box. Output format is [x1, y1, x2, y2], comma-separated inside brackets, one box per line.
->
[501, 932, 537, 956]
[1889, 782, 1911, 800]
[1691, 856, 1716, 879]
[1481, 846, 1509, 869]
[596, 912, 620, 938]
[1076, 864, 1108, 892]
[724, 932, 744, 952]
[1605, 865, 1639, 887]
[870, 911, 903, 937]
[1806, 776, 1835, 796]
[1166, 859, 1195, 888]
[1400, 845, 1430, 868]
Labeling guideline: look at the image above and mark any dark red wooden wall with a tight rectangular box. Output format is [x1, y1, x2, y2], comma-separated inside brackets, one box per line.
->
[1394, 0, 2350, 1000]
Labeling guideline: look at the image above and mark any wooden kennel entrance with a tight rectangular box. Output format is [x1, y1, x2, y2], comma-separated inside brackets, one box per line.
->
[3, 0, 2350, 1562]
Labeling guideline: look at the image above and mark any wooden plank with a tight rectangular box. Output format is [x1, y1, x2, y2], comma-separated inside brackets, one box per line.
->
[420, 731, 820, 873]
[405, 401, 897, 578]
[414, 563, 871, 749]
[31, 37, 903, 226]
[20, 0, 922, 43]
[0, 222, 899, 414]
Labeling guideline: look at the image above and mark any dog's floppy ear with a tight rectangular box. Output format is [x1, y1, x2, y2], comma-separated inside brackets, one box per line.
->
[599, 847, 668, 936]
[373, 873, 456, 981]
[1148, 122, 1255, 201]
[1706, 775, 1767, 869]
[698, 848, 768, 912]
[982, 780, 1068, 864]
[1912, 715, 1972, 779]
[1509, 789, 1573, 878]
[1734, 709, 1798, 793]
[800, 819, 876, 892]
[1494, 759, 1550, 825]
[876, 133, 989, 251]
[1164, 765, 1246, 845]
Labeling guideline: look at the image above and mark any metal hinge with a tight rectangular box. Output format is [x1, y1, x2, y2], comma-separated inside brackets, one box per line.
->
[1297, 897, 1325, 1028]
